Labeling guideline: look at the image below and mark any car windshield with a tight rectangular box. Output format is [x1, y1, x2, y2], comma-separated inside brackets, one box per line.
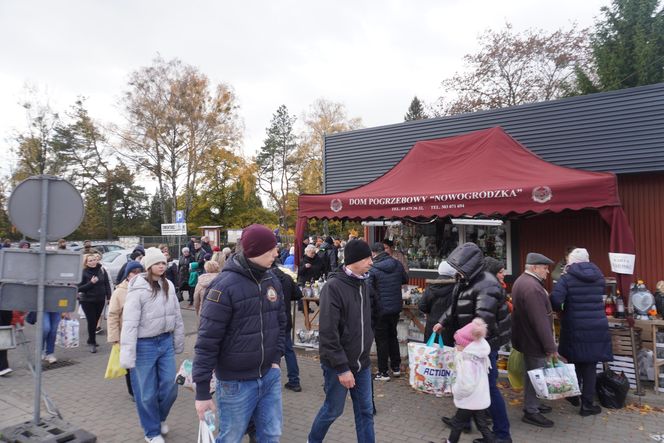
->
[102, 251, 121, 263]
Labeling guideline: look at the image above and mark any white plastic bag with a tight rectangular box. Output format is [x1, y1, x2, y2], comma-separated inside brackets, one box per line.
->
[56, 318, 80, 348]
[527, 362, 581, 400]
[198, 420, 215, 443]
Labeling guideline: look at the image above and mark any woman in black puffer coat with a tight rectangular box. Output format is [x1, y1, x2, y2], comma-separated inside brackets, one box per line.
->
[551, 248, 611, 416]
[418, 261, 456, 339]
[78, 253, 112, 352]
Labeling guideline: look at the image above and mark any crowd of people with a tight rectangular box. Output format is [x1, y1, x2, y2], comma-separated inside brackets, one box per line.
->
[0, 229, 614, 443]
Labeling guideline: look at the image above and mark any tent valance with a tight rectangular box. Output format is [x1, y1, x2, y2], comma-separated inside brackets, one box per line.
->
[295, 127, 635, 297]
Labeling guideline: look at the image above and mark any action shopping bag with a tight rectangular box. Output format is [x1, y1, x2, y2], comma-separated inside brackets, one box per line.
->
[55, 318, 80, 348]
[527, 359, 581, 400]
[507, 349, 525, 389]
[104, 344, 127, 379]
[596, 367, 630, 409]
[408, 333, 456, 396]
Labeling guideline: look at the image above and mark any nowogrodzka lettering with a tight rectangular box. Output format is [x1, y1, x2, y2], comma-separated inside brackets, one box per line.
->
[347, 188, 523, 207]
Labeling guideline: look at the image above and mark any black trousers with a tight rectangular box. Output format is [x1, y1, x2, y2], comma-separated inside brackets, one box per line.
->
[0, 310, 12, 371]
[574, 361, 598, 407]
[448, 408, 494, 443]
[374, 312, 401, 373]
[80, 301, 105, 346]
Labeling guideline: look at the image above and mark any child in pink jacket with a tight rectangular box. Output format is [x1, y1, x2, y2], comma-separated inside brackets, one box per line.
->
[446, 318, 494, 443]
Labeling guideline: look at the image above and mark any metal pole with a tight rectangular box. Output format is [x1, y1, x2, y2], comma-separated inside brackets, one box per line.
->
[34, 176, 49, 424]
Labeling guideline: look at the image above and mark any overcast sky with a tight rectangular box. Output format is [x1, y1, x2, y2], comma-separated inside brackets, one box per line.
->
[0, 0, 610, 174]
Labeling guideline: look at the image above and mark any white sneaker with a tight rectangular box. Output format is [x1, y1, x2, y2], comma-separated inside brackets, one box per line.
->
[0, 368, 13, 377]
[144, 435, 164, 443]
[392, 370, 401, 378]
[45, 354, 57, 364]
[160, 422, 169, 435]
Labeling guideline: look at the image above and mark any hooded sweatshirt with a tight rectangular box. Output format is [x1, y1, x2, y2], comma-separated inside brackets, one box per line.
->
[452, 338, 491, 410]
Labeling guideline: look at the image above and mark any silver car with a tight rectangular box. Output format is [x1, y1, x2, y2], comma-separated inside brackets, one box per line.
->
[100, 249, 134, 284]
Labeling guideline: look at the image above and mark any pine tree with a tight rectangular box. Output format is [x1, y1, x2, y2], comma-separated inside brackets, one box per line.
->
[404, 96, 429, 121]
[576, 0, 664, 93]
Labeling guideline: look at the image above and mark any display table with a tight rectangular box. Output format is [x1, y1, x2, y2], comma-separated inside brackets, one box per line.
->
[402, 304, 425, 334]
[301, 296, 320, 330]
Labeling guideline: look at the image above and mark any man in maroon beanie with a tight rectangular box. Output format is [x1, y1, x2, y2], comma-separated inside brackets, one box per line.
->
[193, 223, 286, 442]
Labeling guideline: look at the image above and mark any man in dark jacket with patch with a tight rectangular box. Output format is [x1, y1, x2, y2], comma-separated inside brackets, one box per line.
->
[309, 239, 375, 443]
[551, 248, 611, 416]
[511, 252, 558, 429]
[193, 224, 286, 442]
[434, 243, 512, 443]
[368, 242, 408, 381]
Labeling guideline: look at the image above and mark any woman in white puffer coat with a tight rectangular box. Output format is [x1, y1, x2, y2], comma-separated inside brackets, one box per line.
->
[120, 248, 185, 443]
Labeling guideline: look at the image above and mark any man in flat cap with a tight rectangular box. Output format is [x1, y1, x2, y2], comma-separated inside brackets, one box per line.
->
[511, 252, 558, 429]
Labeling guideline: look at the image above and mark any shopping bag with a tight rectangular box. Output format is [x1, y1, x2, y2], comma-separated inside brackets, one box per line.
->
[198, 420, 215, 443]
[408, 333, 456, 396]
[507, 349, 525, 389]
[55, 318, 80, 348]
[527, 360, 581, 400]
[596, 367, 630, 409]
[176, 359, 195, 390]
[104, 344, 127, 379]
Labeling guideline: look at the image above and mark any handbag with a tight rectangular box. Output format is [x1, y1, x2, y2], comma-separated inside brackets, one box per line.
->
[104, 344, 127, 379]
[507, 349, 525, 389]
[408, 333, 456, 396]
[56, 318, 80, 348]
[26, 312, 37, 325]
[527, 358, 581, 400]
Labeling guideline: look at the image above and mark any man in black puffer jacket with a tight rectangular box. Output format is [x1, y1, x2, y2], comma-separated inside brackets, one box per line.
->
[368, 242, 408, 381]
[193, 224, 286, 442]
[434, 242, 512, 443]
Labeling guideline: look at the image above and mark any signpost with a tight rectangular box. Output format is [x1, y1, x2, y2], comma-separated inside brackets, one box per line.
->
[1, 176, 85, 429]
[164, 217, 187, 260]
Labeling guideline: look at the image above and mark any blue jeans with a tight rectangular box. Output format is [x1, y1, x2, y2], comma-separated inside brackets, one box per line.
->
[215, 367, 282, 443]
[284, 332, 300, 385]
[42, 312, 61, 355]
[130, 333, 178, 438]
[488, 350, 511, 439]
[308, 365, 375, 443]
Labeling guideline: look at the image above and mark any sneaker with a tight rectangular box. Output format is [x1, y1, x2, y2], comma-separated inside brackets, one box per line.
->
[0, 368, 13, 377]
[95, 327, 104, 335]
[442, 416, 471, 433]
[580, 403, 602, 416]
[522, 412, 554, 428]
[160, 422, 169, 435]
[45, 354, 57, 364]
[391, 369, 401, 378]
[144, 436, 165, 443]
[374, 372, 390, 381]
[284, 382, 302, 392]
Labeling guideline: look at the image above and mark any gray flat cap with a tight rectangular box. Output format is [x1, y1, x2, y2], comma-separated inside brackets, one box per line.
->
[526, 252, 554, 265]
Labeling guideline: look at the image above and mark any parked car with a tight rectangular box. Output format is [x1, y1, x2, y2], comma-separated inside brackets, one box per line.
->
[74, 244, 124, 254]
[100, 249, 134, 283]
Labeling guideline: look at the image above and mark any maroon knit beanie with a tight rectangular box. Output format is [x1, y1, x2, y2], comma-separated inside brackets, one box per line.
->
[241, 224, 277, 258]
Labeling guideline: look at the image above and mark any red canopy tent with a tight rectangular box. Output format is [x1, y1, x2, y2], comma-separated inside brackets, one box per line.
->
[296, 127, 635, 297]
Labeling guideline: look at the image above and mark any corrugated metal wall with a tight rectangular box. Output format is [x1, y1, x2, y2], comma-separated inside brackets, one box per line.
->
[517, 173, 664, 290]
[618, 173, 664, 289]
[517, 210, 611, 291]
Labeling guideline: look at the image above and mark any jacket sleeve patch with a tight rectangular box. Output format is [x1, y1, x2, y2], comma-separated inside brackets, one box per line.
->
[206, 289, 222, 303]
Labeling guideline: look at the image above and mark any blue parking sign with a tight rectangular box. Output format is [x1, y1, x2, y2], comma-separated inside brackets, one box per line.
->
[175, 210, 185, 223]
